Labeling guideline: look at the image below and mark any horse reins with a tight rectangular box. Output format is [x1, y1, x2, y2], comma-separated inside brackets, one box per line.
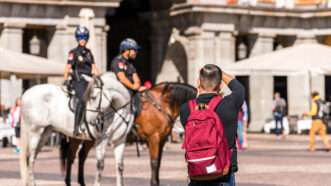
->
[143, 91, 176, 124]
[85, 78, 132, 127]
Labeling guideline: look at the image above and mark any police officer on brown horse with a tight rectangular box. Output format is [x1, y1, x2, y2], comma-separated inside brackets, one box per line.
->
[63, 26, 99, 136]
[110, 38, 144, 114]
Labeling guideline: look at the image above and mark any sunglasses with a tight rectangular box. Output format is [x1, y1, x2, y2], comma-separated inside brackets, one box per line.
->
[77, 35, 89, 41]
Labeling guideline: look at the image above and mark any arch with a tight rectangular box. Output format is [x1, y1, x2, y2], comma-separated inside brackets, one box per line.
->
[156, 41, 188, 83]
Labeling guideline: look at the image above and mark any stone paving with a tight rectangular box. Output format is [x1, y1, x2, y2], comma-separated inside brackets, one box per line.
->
[0, 134, 330, 186]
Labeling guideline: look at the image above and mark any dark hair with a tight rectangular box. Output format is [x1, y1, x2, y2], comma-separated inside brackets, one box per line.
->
[311, 91, 319, 98]
[199, 64, 222, 91]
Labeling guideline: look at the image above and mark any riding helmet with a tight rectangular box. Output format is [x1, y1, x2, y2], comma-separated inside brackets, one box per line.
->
[75, 26, 90, 41]
[119, 38, 140, 53]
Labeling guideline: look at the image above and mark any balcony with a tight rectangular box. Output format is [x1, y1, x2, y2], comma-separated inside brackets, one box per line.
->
[0, 0, 121, 7]
[172, 0, 331, 10]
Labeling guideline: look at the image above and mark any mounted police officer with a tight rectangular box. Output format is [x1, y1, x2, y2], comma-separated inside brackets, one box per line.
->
[63, 26, 99, 136]
[110, 38, 144, 114]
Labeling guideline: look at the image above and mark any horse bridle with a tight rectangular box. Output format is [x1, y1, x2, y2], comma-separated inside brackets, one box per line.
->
[85, 77, 132, 126]
[142, 91, 176, 124]
[85, 78, 176, 127]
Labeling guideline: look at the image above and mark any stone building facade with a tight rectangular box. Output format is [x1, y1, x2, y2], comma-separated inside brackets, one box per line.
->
[1, 0, 331, 130]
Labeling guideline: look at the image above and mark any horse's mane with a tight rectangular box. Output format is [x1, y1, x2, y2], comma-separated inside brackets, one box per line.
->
[153, 82, 197, 109]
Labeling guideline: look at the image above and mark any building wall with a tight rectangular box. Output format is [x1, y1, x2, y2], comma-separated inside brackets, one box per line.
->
[149, 2, 331, 131]
[0, 1, 118, 107]
[0, 0, 330, 131]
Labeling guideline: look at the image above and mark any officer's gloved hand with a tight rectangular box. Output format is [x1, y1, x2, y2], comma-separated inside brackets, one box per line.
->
[63, 80, 70, 87]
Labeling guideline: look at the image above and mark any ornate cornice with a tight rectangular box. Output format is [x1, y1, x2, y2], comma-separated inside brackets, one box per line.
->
[171, 3, 331, 18]
[0, 0, 121, 7]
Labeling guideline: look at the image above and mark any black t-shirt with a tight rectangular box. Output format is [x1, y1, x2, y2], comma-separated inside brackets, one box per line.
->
[110, 55, 137, 84]
[180, 79, 245, 173]
[67, 46, 95, 77]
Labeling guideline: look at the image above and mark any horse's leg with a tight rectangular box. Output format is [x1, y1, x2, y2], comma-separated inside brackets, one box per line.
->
[156, 137, 167, 183]
[113, 141, 126, 186]
[78, 140, 94, 186]
[94, 138, 109, 186]
[27, 127, 53, 186]
[148, 134, 161, 186]
[65, 138, 80, 186]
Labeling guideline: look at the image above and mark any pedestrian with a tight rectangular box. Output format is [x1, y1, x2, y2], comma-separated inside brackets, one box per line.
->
[272, 92, 286, 136]
[237, 101, 249, 150]
[8, 97, 22, 153]
[180, 64, 245, 186]
[303, 91, 331, 152]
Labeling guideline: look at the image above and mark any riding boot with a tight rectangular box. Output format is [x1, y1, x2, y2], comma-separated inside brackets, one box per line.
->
[74, 101, 85, 136]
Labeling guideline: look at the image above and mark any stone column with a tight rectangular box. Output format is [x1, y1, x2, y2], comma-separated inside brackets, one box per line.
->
[311, 74, 325, 100]
[249, 74, 274, 132]
[289, 35, 319, 116]
[47, 24, 74, 85]
[48, 24, 71, 63]
[215, 32, 235, 66]
[288, 74, 310, 116]
[185, 29, 216, 85]
[250, 33, 274, 57]
[0, 22, 24, 107]
[94, 26, 108, 72]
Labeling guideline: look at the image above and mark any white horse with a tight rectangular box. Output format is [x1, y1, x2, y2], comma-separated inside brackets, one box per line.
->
[20, 72, 134, 186]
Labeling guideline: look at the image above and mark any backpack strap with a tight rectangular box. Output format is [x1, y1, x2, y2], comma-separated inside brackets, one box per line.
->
[208, 96, 223, 111]
[188, 99, 197, 112]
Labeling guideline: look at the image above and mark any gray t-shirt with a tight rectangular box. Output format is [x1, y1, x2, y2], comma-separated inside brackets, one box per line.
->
[273, 98, 286, 114]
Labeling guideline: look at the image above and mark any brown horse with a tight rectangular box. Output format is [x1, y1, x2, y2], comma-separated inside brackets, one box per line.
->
[60, 82, 197, 186]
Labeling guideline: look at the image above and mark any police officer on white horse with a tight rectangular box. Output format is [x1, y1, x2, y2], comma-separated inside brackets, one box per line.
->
[110, 38, 145, 115]
[63, 26, 99, 136]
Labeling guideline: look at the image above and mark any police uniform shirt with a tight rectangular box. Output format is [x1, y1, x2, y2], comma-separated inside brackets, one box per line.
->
[110, 55, 137, 83]
[67, 46, 95, 77]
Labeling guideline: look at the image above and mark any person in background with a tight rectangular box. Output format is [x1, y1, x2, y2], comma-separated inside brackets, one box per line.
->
[8, 97, 22, 153]
[237, 101, 249, 150]
[272, 92, 287, 137]
[303, 91, 331, 152]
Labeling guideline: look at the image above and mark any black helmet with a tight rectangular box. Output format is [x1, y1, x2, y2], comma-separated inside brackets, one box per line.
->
[75, 26, 89, 41]
[119, 38, 140, 53]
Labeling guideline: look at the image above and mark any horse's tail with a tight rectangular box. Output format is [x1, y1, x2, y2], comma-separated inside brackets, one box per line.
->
[19, 116, 29, 186]
[59, 135, 69, 176]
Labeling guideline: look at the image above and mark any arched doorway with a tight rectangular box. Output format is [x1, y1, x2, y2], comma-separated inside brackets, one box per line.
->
[156, 41, 188, 83]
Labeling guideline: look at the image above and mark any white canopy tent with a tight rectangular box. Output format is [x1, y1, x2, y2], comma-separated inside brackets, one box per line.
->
[0, 47, 64, 109]
[223, 43, 331, 131]
[224, 43, 331, 76]
[0, 48, 64, 79]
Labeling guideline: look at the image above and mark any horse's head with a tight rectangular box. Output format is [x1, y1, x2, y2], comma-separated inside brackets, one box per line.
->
[151, 82, 197, 116]
[83, 73, 131, 113]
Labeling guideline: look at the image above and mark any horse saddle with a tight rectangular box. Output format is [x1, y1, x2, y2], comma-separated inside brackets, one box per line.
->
[132, 92, 142, 117]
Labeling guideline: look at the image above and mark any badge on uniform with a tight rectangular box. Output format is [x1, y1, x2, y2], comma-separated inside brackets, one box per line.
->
[68, 52, 74, 60]
[118, 62, 126, 70]
[78, 56, 84, 63]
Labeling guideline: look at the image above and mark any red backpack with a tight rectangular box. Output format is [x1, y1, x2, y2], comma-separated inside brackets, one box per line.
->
[183, 96, 231, 180]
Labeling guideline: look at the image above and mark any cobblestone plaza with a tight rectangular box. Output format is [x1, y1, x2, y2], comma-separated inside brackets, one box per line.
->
[0, 134, 330, 186]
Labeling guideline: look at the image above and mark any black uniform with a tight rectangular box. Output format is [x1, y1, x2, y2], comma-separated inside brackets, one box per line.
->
[110, 55, 137, 92]
[180, 79, 245, 184]
[67, 45, 95, 135]
[110, 55, 140, 114]
[68, 45, 95, 99]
